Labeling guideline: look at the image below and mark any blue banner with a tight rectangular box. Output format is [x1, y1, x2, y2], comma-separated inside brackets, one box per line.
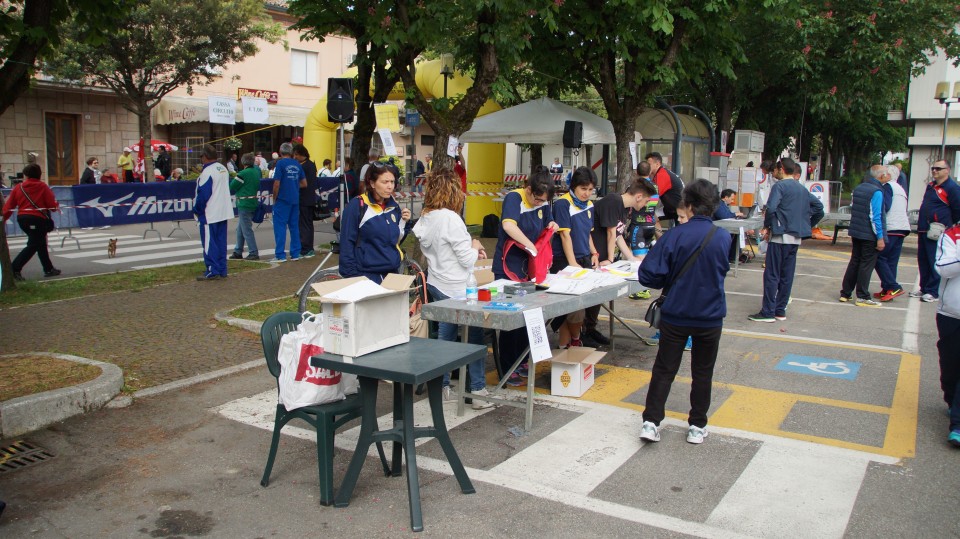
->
[73, 182, 198, 228]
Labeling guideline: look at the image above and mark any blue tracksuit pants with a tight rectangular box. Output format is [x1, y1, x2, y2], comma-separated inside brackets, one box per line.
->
[272, 200, 301, 260]
[200, 220, 228, 277]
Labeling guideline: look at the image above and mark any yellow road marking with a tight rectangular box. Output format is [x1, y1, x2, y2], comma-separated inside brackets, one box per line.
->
[799, 250, 849, 262]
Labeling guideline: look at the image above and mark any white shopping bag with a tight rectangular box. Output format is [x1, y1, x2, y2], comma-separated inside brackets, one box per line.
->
[277, 312, 354, 410]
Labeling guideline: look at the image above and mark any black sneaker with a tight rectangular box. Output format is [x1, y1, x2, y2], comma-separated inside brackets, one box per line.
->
[584, 328, 611, 346]
[748, 312, 775, 323]
[229, 252, 243, 260]
[245, 253, 260, 260]
[43, 268, 62, 277]
[13, 272, 25, 281]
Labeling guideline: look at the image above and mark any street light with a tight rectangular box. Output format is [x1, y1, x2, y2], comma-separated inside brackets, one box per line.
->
[934, 81, 960, 160]
[439, 53, 454, 103]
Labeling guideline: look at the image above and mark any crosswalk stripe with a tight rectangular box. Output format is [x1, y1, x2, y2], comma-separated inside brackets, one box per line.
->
[56, 240, 198, 259]
[133, 258, 204, 270]
[8, 234, 140, 248]
[94, 248, 203, 264]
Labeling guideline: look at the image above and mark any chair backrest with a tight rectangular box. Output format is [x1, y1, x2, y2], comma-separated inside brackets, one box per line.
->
[839, 205, 852, 215]
[261, 311, 304, 380]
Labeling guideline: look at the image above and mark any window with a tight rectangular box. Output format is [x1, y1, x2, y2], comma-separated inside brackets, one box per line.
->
[290, 49, 318, 86]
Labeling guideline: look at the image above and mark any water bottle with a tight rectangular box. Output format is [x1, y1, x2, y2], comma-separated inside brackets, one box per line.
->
[466, 272, 479, 305]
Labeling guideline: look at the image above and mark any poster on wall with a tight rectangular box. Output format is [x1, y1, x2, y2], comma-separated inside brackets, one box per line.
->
[208, 96, 236, 125]
[378, 128, 398, 157]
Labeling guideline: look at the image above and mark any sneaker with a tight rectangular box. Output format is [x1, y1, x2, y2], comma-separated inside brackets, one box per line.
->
[505, 373, 525, 387]
[245, 254, 260, 260]
[515, 363, 529, 377]
[273, 257, 287, 263]
[922, 293, 938, 303]
[639, 421, 661, 442]
[838, 295, 851, 303]
[748, 312, 775, 323]
[949, 430, 960, 448]
[290, 256, 301, 261]
[469, 388, 495, 410]
[584, 328, 611, 346]
[569, 338, 583, 347]
[686, 425, 708, 444]
[442, 385, 457, 405]
[872, 290, 886, 299]
[774, 313, 787, 321]
[642, 331, 660, 346]
[855, 298, 881, 308]
[684, 337, 692, 351]
[196, 274, 221, 281]
[43, 268, 62, 277]
[13, 272, 25, 281]
[909, 290, 923, 298]
[302, 250, 316, 258]
[879, 288, 904, 302]
[229, 252, 243, 260]
[629, 289, 652, 300]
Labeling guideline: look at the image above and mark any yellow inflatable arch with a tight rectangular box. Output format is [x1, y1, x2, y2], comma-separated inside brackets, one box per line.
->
[303, 58, 504, 224]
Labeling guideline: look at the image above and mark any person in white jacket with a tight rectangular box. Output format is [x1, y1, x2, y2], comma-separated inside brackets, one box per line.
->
[875, 164, 911, 301]
[935, 223, 960, 446]
[413, 168, 494, 409]
[194, 144, 233, 280]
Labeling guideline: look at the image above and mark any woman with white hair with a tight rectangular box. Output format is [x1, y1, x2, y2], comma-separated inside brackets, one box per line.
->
[874, 164, 911, 302]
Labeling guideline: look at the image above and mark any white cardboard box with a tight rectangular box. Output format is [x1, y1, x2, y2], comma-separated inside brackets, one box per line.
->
[310, 274, 415, 357]
[549, 347, 605, 397]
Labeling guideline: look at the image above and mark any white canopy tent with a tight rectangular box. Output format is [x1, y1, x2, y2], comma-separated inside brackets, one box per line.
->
[460, 97, 617, 145]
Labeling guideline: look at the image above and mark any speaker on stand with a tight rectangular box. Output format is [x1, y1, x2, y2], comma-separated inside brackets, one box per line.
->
[327, 78, 354, 252]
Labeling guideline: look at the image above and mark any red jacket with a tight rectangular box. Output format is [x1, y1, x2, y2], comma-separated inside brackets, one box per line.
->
[2, 179, 59, 221]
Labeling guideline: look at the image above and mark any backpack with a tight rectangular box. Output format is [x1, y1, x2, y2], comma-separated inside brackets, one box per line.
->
[501, 228, 555, 283]
[482, 213, 500, 238]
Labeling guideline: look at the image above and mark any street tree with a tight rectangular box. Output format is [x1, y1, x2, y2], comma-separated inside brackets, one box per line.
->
[44, 0, 283, 176]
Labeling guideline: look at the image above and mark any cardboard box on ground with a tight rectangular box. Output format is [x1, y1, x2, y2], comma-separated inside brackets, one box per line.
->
[549, 347, 606, 397]
[309, 274, 416, 357]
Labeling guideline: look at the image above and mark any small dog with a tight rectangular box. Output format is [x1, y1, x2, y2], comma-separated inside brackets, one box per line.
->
[107, 238, 118, 258]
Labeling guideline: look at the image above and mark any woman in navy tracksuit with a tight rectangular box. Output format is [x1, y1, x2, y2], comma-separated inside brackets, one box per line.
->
[637, 179, 731, 445]
[339, 162, 412, 284]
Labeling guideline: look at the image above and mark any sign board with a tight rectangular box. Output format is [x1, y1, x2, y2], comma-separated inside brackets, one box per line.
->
[803, 181, 831, 213]
[240, 97, 269, 124]
[523, 308, 553, 363]
[208, 96, 236, 125]
[405, 109, 420, 127]
[238, 88, 279, 104]
[378, 128, 398, 157]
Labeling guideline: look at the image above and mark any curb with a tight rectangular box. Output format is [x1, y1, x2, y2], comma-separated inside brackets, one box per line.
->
[214, 301, 275, 334]
[0, 353, 123, 438]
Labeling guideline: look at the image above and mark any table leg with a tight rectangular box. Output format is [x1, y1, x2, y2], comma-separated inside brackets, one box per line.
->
[733, 233, 740, 277]
[456, 325, 467, 416]
[334, 376, 380, 507]
[608, 299, 616, 351]
[426, 377, 476, 494]
[391, 381, 403, 476]
[401, 383, 424, 532]
[525, 363, 535, 431]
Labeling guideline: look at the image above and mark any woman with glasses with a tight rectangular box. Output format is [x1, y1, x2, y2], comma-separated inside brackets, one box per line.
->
[338, 161, 412, 284]
[492, 165, 559, 386]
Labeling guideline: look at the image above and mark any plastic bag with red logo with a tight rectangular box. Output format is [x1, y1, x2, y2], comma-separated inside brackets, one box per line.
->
[276, 312, 353, 410]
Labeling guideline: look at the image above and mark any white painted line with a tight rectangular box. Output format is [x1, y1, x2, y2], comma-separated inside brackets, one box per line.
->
[490, 406, 643, 495]
[94, 248, 203, 264]
[901, 276, 921, 353]
[132, 258, 204, 269]
[9, 234, 140, 248]
[724, 291, 909, 312]
[56, 240, 199, 258]
[706, 443, 869, 538]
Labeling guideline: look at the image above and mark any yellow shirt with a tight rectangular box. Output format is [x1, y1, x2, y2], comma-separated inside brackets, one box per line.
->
[118, 154, 133, 171]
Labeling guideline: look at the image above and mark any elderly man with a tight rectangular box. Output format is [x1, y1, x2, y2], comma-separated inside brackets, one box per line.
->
[118, 147, 135, 183]
[271, 142, 306, 262]
[914, 159, 960, 302]
[194, 144, 233, 280]
[839, 165, 888, 306]
[874, 164, 911, 301]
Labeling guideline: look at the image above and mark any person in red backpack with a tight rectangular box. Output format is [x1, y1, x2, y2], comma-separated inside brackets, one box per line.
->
[492, 166, 558, 385]
[2, 164, 62, 280]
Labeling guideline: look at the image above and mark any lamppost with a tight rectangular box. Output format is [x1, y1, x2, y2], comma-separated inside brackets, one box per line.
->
[440, 53, 454, 104]
[935, 81, 959, 160]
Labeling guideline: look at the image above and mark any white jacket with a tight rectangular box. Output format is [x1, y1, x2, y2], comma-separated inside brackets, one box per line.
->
[413, 208, 478, 298]
[936, 225, 960, 319]
[886, 181, 910, 233]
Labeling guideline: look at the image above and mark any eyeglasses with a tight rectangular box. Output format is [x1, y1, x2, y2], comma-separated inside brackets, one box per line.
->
[531, 195, 549, 204]
[931, 166, 947, 171]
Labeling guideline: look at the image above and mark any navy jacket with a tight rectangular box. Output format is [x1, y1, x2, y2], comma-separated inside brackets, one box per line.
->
[848, 178, 885, 241]
[339, 194, 408, 282]
[764, 178, 824, 238]
[637, 216, 731, 328]
[918, 178, 960, 233]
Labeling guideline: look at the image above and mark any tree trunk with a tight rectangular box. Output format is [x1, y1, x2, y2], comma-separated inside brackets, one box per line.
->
[530, 145, 543, 172]
[0, 191, 16, 292]
[138, 107, 153, 181]
[0, 0, 52, 118]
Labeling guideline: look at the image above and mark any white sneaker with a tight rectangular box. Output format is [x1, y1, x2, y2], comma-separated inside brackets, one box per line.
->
[686, 425, 708, 444]
[442, 385, 457, 405]
[909, 290, 923, 298]
[469, 388, 495, 410]
[921, 293, 938, 303]
[640, 421, 661, 442]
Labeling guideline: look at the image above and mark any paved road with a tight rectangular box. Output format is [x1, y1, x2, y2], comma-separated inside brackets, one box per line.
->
[1, 233, 957, 537]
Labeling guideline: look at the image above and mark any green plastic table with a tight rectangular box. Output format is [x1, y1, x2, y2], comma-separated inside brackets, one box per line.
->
[310, 337, 487, 533]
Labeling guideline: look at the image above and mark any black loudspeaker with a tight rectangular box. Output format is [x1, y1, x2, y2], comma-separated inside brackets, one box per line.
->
[327, 78, 355, 123]
[563, 120, 582, 148]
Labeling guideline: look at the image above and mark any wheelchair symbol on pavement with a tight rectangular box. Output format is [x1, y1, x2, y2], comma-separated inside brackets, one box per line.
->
[775, 355, 860, 380]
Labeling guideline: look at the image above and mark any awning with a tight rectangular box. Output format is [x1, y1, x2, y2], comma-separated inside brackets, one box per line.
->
[155, 96, 308, 127]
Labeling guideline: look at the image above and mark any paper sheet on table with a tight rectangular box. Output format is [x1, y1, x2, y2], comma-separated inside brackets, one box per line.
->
[523, 308, 553, 363]
[544, 270, 625, 295]
[320, 279, 390, 301]
[603, 261, 640, 280]
[480, 278, 517, 290]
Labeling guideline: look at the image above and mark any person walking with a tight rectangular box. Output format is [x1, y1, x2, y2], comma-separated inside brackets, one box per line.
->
[193, 144, 233, 281]
[935, 223, 960, 446]
[229, 152, 261, 261]
[118, 147, 135, 183]
[875, 164, 910, 301]
[839, 165, 888, 307]
[2, 164, 61, 279]
[293, 144, 319, 258]
[913, 159, 960, 302]
[271, 142, 306, 262]
[637, 179, 731, 445]
[748, 158, 824, 322]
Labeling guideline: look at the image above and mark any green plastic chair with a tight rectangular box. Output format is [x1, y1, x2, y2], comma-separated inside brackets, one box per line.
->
[259, 311, 390, 505]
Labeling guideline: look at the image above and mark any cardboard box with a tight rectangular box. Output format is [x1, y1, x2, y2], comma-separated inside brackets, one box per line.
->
[474, 258, 494, 286]
[310, 274, 415, 357]
[549, 347, 605, 397]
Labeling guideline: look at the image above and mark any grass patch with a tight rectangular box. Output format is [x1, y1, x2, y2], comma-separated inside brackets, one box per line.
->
[0, 260, 269, 309]
[0, 355, 102, 402]
[228, 295, 300, 322]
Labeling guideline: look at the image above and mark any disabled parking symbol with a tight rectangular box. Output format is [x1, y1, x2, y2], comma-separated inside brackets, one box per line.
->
[775, 354, 860, 380]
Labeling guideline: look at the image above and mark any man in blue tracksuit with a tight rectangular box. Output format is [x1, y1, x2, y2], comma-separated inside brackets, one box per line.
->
[193, 144, 233, 280]
[839, 165, 888, 306]
[914, 159, 960, 301]
[749, 158, 824, 322]
[271, 142, 306, 262]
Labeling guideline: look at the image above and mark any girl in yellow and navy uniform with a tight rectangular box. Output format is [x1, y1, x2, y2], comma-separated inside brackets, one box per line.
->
[549, 167, 600, 348]
[492, 166, 558, 385]
[339, 163, 412, 284]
